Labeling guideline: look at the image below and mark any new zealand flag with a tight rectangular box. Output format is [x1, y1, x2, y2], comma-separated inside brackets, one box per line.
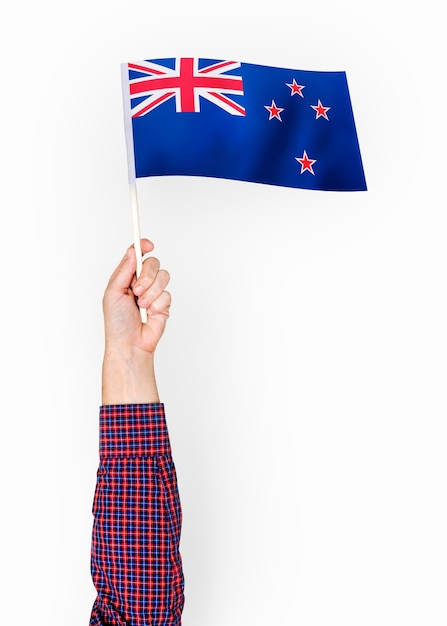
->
[121, 57, 367, 191]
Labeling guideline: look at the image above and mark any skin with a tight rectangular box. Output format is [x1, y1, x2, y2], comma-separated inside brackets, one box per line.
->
[102, 238, 171, 405]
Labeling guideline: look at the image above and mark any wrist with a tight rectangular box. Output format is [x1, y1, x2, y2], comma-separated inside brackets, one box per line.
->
[102, 346, 160, 405]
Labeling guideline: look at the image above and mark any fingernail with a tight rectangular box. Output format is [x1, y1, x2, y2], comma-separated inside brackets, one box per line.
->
[133, 284, 143, 296]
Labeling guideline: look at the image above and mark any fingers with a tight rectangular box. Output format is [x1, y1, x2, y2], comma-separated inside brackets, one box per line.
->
[107, 239, 155, 292]
[148, 289, 171, 317]
[105, 239, 170, 318]
[138, 269, 170, 308]
[133, 265, 171, 309]
[140, 239, 155, 255]
[133, 256, 160, 296]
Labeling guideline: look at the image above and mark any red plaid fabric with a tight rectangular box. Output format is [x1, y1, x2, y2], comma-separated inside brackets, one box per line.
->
[90, 404, 184, 625]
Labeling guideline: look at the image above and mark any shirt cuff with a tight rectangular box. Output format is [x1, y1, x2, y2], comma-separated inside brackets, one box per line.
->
[99, 403, 172, 458]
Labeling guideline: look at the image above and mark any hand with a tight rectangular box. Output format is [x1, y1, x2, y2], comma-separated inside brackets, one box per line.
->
[101, 239, 171, 405]
[103, 239, 171, 356]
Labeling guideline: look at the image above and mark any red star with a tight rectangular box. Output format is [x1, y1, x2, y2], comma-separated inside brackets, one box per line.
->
[311, 99, 330, 120]
[295, 150, 316, 175]
[264, 100, 284, 121]
[286, 79, 305, 97]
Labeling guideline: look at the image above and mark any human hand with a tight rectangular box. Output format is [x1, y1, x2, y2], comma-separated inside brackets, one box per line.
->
[103, 239, 171, 356]
[101, 239, 171, 404]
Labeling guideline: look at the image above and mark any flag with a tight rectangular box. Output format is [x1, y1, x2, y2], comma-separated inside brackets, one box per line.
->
[121, 57, 366, 192]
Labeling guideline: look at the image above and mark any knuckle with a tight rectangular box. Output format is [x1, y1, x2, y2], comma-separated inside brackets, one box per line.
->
[160, 269, 170, 283]
[137, 275, 151, 289]
[146, 256, 160, 270]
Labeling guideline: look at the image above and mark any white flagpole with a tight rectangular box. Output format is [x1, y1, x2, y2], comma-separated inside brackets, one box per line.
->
[129, 182, 148, 323]
[121, 62, 147, 323]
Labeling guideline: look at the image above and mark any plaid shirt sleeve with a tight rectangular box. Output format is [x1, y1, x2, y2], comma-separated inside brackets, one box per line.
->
[89, 404, 184, 626]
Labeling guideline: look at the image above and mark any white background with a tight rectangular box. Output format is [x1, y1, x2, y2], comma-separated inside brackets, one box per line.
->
[1, 1, 445, 624]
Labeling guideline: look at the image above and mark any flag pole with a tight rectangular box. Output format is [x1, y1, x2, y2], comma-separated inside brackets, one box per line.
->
[121, 62, 147, 323]
[129, 182, 148, 324]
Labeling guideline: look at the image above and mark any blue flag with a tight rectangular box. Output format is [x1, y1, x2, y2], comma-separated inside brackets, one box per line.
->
[121, 57, 366, 192]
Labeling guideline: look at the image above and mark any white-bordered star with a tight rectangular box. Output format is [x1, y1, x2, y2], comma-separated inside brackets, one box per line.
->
[286, 79, 305, 97]
[295, 150, 317, 175]
[264, 100, 284, 121]
[311, 99, 330, 120]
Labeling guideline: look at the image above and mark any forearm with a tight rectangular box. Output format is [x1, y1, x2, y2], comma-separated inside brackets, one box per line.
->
[90, 404, 184, 625]
[102, 347, 159, 405]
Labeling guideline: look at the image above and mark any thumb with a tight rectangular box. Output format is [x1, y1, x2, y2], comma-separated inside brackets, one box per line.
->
[106, 246, 137, 293]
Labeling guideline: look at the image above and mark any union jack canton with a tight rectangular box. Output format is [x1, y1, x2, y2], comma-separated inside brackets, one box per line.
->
[129, 57, 246, 117]
[121, 56, 367, 192]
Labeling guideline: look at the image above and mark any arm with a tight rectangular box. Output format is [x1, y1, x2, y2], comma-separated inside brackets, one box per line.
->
[89, 240, 184, 626]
